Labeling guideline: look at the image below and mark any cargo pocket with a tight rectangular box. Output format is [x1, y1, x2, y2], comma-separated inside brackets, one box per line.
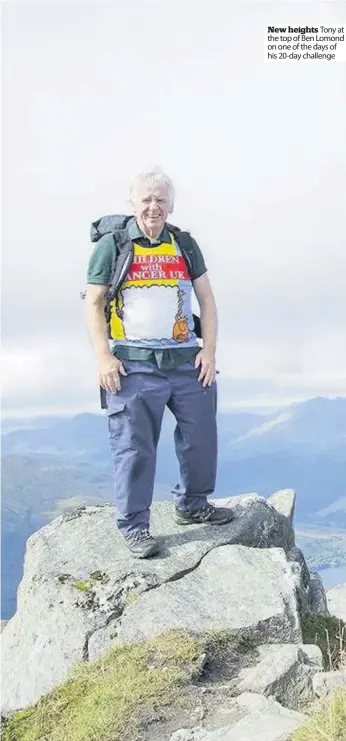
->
[100, 386, 128, 412]
[105, 393, 127, 417]
[107, 396, 128, 450]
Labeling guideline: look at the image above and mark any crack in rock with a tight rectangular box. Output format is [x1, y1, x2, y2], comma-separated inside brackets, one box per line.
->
[86, 544, 231, 653]
[165, 542, 234, 585]
[82, 538, 305, 661]
[87, 550, 221, 655]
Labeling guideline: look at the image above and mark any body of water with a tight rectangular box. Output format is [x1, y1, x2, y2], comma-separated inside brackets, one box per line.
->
[317, 565, 346, 590]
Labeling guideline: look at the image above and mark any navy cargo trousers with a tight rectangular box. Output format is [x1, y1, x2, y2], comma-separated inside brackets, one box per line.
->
[105, 359, 217, 535]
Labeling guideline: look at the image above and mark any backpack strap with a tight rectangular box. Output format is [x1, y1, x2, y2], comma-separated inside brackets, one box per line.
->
[166, 224, 196, 279]
[106, 229, 134, 302]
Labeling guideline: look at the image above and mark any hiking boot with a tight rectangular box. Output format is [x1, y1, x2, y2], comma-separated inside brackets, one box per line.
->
[124, 528, 159, 559]
[174, 502, 234, 526]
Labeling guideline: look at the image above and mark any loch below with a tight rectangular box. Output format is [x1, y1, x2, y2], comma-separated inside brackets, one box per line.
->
[317, 565, 346, 590]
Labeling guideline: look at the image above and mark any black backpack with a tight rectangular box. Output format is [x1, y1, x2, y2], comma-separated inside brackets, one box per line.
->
[84, 214, 202, 338]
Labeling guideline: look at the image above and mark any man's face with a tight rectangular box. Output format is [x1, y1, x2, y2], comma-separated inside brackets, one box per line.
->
[132, 183, 172, 237]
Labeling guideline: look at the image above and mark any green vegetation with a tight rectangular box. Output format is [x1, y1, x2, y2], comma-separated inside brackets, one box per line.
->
[2, 629, 240, 741]
[71, 581, 93, 593]
[124, 591, 139, 607]
[205, 629, 254, 658]
[290, 689, 346, 741]
[302, 612, 346, 670]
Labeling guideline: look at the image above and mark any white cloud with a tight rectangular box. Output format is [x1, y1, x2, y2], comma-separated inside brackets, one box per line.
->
[1, 340, 97, 409]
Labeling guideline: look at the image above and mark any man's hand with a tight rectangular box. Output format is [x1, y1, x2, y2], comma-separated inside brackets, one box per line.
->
[98, 354, 127, 393]
[195, 350, 216, 387]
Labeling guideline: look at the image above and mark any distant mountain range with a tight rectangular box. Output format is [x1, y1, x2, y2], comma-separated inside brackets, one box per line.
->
[2, 396, 346, 619]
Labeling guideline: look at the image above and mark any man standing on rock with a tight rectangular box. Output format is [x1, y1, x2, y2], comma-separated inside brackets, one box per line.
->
[84, 167, 233, 558]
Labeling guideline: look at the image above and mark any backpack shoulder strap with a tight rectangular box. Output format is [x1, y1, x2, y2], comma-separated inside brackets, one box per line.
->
[88, 214, 135, 301]
[167, 224, 196, 278]
[107, 227, 134, 302]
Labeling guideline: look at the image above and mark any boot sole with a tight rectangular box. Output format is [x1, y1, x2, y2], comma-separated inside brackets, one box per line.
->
[129, 544, 160, 559]
[175, 516, 234, 526]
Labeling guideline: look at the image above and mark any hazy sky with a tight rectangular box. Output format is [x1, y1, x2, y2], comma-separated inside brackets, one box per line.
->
[2, 1, 346, 418]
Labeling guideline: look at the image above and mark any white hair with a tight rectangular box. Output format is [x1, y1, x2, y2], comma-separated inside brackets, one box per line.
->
[129, 166, 175, 208]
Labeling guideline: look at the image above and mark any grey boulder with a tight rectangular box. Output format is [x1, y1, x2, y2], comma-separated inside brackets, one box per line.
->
[116, 544, 302, 646]
[237, 643, 323, 709]
[308, 572, 329, 614]
[313, 669, 346, 697]
[267, 489, 296, 523]
[0, 494, 310, 716]
[169, 693, 307, 741]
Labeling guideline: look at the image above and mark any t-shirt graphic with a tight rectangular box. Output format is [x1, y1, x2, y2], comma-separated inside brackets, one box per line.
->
[109, 233, 198, 350]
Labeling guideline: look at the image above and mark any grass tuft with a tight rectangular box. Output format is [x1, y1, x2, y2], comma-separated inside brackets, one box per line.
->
[2, 629, 241, 741]
[290, 688, 346, 741]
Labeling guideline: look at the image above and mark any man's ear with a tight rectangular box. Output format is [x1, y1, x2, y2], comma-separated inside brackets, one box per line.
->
[168, 202, 174, 214]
